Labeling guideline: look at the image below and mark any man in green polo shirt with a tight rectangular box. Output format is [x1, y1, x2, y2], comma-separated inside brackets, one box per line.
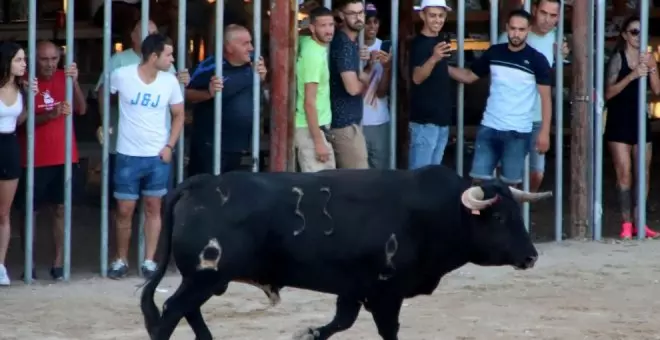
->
[294, 6, 336, 172]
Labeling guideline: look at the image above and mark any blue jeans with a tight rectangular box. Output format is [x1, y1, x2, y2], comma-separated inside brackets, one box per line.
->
[408, 122, 450, 169]
[113, 153, 171, 200]
[469, 125, 531, 184]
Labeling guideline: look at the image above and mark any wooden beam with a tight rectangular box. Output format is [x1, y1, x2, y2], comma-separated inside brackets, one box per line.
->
[569, 0, 589, 239]
[268, 0, 294, 171]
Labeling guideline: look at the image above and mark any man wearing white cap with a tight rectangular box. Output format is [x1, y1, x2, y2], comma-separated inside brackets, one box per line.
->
[408, 0, 453, 169]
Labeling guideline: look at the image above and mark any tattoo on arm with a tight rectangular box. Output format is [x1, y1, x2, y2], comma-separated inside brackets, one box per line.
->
[607, 53, 622, 85]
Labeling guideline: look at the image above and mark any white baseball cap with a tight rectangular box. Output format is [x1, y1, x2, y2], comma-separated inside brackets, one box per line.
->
[419, 0, 453, 11]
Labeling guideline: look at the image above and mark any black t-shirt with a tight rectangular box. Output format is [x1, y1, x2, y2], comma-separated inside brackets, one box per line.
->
[409, 33, 452, 126]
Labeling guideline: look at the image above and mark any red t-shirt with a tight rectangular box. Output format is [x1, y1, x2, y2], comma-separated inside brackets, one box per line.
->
[18, 70, 79, 167]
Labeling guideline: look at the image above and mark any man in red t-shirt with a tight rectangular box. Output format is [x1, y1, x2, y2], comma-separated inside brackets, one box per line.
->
[16, 40, 84, 281]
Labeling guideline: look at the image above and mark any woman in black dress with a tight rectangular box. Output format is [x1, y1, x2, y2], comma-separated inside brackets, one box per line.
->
[604, 15, 660, 239]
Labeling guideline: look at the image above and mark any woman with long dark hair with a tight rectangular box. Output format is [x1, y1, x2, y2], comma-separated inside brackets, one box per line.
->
[0, 42, 28, 285]
[604, 16, 660, 240]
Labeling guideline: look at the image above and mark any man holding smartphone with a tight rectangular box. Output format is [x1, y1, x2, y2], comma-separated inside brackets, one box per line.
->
[362, 3, 393, 169]
[408, 0, 453, 169]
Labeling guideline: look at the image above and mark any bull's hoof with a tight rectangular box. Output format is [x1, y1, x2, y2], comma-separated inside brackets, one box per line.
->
[292, 327, 319, 340]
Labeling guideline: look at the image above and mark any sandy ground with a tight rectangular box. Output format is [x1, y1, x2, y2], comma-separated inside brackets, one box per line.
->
[2, 240, 660, 340]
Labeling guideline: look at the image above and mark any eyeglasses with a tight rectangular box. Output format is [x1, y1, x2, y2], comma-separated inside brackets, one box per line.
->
[628, 29, 641, 36]
[343, 10, 365, 17]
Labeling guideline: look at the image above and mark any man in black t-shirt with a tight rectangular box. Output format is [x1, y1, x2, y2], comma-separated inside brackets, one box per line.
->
[408, 0, 453, 169]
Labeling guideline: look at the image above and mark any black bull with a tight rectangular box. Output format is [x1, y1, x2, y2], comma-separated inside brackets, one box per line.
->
[140, 165, 552, 340]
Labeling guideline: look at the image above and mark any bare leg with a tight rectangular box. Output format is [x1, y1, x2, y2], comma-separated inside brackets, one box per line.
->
[0, 179, 18, 265]
[51, 204, 65, 268]
[529, 171, 544, 192]
[143, 196, 162, 262]
[608, 142, 633, 223]
[632, 143, 653, 226]
[115, 199, 137, 262]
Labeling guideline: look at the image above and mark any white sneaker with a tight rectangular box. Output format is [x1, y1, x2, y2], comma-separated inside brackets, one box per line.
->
[0, 264, 10, 286]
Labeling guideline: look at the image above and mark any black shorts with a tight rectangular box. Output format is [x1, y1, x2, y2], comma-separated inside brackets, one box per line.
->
[15, 164, 82, 211]
[0, 132, 20, 180]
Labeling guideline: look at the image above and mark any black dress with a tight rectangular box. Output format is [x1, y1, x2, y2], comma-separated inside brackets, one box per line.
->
[604, 50, 652, 145]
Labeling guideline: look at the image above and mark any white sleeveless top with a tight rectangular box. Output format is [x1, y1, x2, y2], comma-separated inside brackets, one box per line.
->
[0, 91, 23, 133]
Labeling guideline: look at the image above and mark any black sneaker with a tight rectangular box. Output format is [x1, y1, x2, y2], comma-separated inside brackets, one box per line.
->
[50, 267, 64, 281]
[108, 260, 129, 280]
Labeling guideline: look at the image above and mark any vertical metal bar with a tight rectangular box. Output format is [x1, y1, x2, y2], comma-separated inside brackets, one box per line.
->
[137, 0, 150, 276]
[24, 0, 37, 285]
[177, 0, 186, 183]
[637, 0, 649, 239]
[100, 0, 112, 278]
[489, 0, 498, 46]
[489, 0, 498, 178]
[324, 0, 332, 10]
[251, 0, 262, 172]
[141, 1, 149, 40]
[455, 0, 465, 175]
[359, 1, 365, 69]
[213, 0, 225, 175]
[593, 0, 605, 240]
[522, 0, 531, 231]
[554, 0, 565, 242]
[63, 0, 74, 282]
[586, 0, 595, 236]
[389, 0, 399, 169]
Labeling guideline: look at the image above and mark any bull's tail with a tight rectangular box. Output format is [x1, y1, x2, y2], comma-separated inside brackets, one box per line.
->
[140, 174, 216, 337]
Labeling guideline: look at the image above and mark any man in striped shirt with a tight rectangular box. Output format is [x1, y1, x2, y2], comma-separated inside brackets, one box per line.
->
[449, 9, 552, 186]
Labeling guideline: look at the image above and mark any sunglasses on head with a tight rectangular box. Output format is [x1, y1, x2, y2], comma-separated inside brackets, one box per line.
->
[628, 29, 641, 36]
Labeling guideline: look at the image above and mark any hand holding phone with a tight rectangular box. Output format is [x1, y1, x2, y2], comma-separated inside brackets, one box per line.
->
[380, 40, 392, 53]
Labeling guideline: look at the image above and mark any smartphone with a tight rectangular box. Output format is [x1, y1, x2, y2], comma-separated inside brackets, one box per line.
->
[380, 40, 392, 52]
[442, 34, 455, 55]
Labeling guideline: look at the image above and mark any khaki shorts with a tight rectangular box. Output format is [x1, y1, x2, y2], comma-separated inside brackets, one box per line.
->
[329, 124, 369, 169]
[294, 127, 336, 173]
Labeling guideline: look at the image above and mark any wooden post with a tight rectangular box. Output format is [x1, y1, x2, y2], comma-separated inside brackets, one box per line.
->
[570, 0, 589, 238]
[269, 0, 294, 171]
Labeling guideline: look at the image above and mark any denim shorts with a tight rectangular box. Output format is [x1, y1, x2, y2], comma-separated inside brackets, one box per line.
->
[528, 122, 545, 173]
[469, 125, 531, 184]
[113, 153, 171, 200]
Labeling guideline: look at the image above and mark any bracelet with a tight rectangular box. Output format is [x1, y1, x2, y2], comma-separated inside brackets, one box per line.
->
[165, 144, 174, 151]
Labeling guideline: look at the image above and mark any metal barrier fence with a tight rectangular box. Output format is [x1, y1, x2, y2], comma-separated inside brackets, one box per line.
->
[18, 0, 651, 283]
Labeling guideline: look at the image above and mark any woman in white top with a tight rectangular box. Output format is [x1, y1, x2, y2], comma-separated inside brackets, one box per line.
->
[0, 42, 28, 286]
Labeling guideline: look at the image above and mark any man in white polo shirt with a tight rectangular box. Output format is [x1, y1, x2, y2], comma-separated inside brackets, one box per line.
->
[107, 33, 185, 279]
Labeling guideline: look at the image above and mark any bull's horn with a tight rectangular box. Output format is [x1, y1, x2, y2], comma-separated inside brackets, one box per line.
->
[461, 186, 498, 211]
[509, 186, 553, 202]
